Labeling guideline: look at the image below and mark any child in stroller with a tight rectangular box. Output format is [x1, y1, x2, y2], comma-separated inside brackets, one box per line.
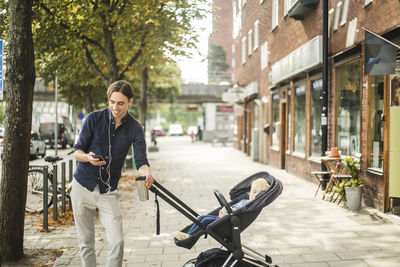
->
[174, 178, 270, 241]
[149, 171, 283, 267]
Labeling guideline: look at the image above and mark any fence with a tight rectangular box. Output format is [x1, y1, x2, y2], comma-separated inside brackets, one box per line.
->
[40, 159, 75, 230]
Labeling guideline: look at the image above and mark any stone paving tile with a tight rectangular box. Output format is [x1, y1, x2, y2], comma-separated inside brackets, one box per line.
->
[302, 252, 341, 262]
[364, 257, 400, 267]
[292, 262, 330, 267]
[335, 250, 376, 260]
[368, 249, 400, 258]
[277, 247, 315, 255]
[271, 254, 307, 264]
[327, 260, 370, 267]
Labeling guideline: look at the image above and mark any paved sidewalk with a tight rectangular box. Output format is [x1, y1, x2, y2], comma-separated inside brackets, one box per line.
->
[23, 136, 400, 266]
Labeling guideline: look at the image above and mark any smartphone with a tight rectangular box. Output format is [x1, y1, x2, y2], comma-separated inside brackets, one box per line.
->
[93, 155, 105, 161]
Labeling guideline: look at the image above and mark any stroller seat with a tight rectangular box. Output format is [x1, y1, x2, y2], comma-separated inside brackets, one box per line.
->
[149, 171, 283, 267]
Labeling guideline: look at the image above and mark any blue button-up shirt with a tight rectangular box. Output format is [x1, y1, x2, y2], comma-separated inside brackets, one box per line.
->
[74, 108, 149, 193]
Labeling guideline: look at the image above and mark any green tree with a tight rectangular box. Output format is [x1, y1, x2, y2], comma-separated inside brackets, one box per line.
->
[207, 43, 229, 84]
[32, 0, 207, 113]
[0, 0, 35, 261]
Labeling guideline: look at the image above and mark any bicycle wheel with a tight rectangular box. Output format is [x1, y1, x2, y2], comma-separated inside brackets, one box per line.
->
[26, 169, 53, 212]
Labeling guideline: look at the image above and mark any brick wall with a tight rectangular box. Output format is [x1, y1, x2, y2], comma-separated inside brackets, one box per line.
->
[231, 0, 400, 211]
[210, 0, 234, 82]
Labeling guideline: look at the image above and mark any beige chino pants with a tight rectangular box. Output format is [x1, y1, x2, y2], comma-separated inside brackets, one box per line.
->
[70, 179, 124, 267]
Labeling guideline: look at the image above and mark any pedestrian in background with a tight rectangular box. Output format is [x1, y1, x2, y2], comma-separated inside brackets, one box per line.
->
[196, 126, 203, 141]
[71, 80, 154, 267]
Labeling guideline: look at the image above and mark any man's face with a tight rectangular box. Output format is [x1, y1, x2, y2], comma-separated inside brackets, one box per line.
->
[108, 92, 133, 121]
[393, 87, 400, 106]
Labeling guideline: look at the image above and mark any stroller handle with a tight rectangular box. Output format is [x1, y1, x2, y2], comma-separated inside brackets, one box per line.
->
[214, 190, 233, 214]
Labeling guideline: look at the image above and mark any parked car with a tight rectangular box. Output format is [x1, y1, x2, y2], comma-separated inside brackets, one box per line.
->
[39, 116, 75, 149]
[168, 124, 183, 136]
[30, 132, 46, 159]
[0, 132, 46, 160]
[152, 126, 165, 136]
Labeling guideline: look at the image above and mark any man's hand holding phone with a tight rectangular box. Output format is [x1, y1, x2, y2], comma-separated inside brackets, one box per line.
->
[88, 152, 107, 166]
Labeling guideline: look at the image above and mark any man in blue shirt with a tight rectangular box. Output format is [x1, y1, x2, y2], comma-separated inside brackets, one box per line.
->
[71, 80, 154, 267]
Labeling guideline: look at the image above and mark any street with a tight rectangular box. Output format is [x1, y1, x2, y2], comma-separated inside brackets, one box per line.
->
[0, 147, 75, 182]
[21, 137, 400, 266]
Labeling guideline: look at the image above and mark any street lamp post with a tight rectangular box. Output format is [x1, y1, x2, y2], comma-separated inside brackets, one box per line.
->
[55, 74, 58, 156]
[321, 0, 329, 186]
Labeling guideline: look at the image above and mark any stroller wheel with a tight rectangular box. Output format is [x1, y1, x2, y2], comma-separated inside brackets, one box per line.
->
[182, 258, 196, 267]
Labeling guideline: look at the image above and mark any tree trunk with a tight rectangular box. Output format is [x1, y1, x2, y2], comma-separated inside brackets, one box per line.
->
[0, 0, 35, 262]
[84, 86, 94, 113]
[139, 67, 148, 131]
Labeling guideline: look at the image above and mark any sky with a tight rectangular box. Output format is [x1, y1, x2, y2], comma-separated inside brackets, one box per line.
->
[176, 5, 212, 84]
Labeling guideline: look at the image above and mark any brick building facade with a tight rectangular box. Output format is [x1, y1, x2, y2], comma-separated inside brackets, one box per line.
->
[209, 0, 234, 84]
[225, 0, 400, 212]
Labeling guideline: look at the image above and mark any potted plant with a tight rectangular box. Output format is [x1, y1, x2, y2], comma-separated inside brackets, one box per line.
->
[336, 156, 363, 210]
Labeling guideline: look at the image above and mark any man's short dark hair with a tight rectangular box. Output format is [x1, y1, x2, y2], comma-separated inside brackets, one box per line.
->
[107, 80, 134, 100]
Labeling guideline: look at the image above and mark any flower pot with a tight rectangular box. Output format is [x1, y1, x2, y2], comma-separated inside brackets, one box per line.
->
[345, 186, 363, 210]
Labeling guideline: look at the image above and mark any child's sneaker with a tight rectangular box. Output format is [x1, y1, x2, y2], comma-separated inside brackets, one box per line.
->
[173, 231, 190, 241]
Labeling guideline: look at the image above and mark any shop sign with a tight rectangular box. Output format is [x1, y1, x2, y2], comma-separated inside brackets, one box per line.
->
[312, 78, 323, 91]
[295, 85, 306, 96]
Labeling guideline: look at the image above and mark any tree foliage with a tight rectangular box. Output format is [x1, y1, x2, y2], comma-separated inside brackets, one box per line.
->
[207, 43, 230, 84]
[32, 0, 208, 111]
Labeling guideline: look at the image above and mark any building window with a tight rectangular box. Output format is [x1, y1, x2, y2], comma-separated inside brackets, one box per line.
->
[254, 21, 259, 51]
[333, 1, 342, 32]
[368, 75, 384, 170]
[284, 0, 290, 16]
[294, 85, 306, 153]
[337, 60, 361, 156]
[340, 0, 350, 26]
[272, 0, 278, 30]
[311, 78, 323, 157]
[364, 0, 373, 7]
[248, 30, 253, 55]
[241, 37, 247, 64]
[261, 42, 269, 70]
[272, 93, 280, 148]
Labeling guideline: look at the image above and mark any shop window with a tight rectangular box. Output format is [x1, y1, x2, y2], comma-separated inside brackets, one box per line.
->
[294, 85, 306, 153]
[272, 93, 280, 148]
[337, 60, 361, 156]
[311, 78, 323, 157]
[368, 75, 384, 170]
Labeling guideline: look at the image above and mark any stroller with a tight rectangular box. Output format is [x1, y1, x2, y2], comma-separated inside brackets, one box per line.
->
[149, 171, 283, 267]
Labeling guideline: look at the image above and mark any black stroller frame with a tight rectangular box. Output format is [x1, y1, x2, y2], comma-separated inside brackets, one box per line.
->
[149, 171, 283, 267]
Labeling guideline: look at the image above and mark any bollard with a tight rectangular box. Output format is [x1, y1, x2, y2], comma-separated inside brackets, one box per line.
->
[69, 159, 73, 211]
[69, 160, 73, 182]
[43, 166, 48, 230]
[61, 162, 66, 213]
[52, 164, 58, 221]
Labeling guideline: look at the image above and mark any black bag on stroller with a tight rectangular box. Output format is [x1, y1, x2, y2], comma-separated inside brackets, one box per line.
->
[149, 171, 283, 267]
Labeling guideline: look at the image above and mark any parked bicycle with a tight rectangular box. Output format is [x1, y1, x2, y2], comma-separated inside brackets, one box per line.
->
[26, 154, 73, 213]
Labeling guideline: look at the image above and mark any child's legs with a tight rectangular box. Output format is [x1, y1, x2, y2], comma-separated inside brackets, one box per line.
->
[187, 215, 219, 235]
